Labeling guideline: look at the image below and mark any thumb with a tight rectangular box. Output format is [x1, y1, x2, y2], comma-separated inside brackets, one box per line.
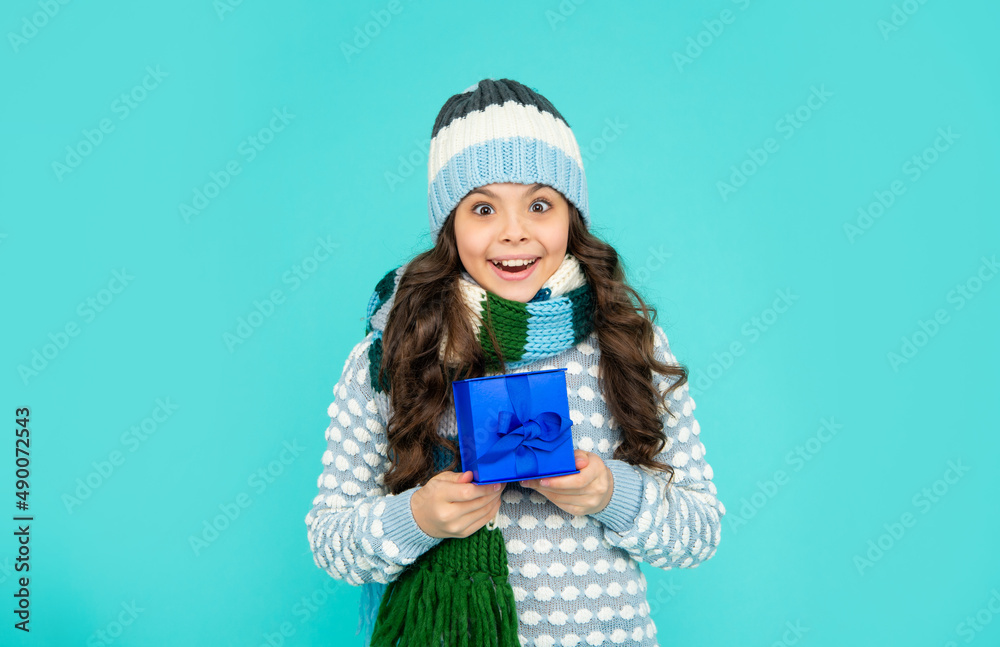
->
[575, 450, 590, 469]
[434, 469, 472, 483]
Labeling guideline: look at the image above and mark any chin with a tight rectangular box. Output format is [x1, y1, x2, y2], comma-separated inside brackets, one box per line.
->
[503, 287, 537, 303]
[487, 280, 537, 303]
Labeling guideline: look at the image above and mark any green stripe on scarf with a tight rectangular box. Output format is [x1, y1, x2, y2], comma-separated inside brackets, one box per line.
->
[480, 292, 529, 370]
[568, 284, 595, 336]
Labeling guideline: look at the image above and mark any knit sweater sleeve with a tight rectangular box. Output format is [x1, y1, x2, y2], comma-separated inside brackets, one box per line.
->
[304, 333, 443, 585]
[588, 324, 726, 570]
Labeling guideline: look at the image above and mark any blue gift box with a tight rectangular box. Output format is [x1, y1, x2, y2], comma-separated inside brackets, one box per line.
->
[451, 368, 580, 485]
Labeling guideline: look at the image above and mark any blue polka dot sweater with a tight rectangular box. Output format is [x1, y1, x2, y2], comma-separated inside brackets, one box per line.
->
[304, 325, 725, 646]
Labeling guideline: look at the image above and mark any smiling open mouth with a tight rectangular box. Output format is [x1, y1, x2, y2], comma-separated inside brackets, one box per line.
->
[491, 259, 538, 274]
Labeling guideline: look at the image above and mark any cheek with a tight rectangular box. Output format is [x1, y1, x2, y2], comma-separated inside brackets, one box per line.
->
[472, 239, 496, 260]
[459, 242, 487, 262]
[454, 230, 480, 261]
[540, 222, 569, 252]
[544, 237, 568, 265]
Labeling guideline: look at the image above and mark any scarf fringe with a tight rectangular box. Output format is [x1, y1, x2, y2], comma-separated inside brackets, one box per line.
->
[369, 525, 519, 647]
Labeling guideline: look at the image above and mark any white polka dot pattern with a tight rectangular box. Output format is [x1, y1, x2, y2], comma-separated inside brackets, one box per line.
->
[305, 325, 724, 647]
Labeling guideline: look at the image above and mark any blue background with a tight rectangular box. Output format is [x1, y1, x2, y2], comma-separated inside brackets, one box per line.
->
[2, 1, 998, 645]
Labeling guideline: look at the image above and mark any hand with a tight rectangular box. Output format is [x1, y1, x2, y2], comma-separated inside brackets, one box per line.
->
[411, 470, 505, 539]
[519, 450, 613, 516]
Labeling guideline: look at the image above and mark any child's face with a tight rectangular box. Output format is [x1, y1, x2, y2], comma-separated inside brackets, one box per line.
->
[453, 182, 570, 303]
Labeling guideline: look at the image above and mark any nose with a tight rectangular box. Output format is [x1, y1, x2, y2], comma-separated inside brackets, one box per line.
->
[499, 211, 529, 243]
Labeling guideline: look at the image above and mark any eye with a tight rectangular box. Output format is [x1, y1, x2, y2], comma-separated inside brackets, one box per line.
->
[471, 203, 494, 216]
[530, 198, 552, 213]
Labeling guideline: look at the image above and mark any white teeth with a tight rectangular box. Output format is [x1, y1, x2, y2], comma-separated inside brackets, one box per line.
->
[493, 258, 537, 267]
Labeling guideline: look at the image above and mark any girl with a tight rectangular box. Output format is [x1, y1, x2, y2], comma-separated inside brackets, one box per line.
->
[305, 78, 725, 647]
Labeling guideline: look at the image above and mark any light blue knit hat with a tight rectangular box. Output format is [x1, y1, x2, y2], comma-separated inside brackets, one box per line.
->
[426, 78, 590, 243]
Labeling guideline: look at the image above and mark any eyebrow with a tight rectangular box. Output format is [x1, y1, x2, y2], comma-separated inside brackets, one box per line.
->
[467, 183, 550, 199]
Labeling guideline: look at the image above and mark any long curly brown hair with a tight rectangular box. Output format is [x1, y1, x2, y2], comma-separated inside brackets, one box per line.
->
[377, 203, 688, 495]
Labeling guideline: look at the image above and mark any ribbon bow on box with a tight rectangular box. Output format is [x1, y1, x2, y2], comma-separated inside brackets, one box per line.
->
[477, 373, 572, 478]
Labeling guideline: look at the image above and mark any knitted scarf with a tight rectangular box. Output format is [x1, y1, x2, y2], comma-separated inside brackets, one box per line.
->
[359, 253, 595, 647]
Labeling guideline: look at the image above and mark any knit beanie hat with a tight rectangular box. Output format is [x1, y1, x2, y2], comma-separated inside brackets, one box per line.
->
[427, 78, 591, 243]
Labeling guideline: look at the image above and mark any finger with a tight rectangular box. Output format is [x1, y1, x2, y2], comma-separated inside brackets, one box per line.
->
[452, 493, 503, 536]
[440, 473, 503, 503]
[437, 470, 474, 483]
[526, 458, 598, 490]
[463, 495, 503, 536]
[536, 471, 595, 491]
[432, 469, 473, 487]
[444, 486, 504, 516]
[534, 488, 594, 500]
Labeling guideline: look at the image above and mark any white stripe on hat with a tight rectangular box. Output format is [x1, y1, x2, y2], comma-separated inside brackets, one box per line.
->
[427, 100, 584, 184]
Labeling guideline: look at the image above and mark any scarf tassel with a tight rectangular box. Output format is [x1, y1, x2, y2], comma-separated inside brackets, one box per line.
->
[369, 524, 519, 647]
